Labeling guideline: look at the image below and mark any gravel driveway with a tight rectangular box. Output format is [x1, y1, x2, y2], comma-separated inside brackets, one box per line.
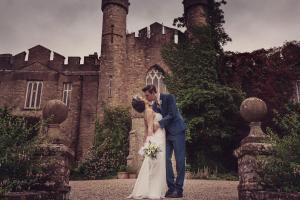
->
[70, 179, 238, 200]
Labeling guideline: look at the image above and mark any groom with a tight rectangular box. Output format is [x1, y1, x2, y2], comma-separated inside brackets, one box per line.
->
[143, 85, 186, 198]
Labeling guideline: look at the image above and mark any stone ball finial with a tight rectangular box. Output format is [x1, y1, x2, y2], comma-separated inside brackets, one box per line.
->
[42, 100, 68, 124]
[240, 97, 267, 122]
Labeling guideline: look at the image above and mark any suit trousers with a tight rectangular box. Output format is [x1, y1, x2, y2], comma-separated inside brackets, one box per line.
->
[165, 132, 185, 193]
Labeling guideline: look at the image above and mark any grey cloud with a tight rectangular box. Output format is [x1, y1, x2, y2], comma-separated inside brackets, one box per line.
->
[0, 0, 299, 57]
[223, 0, 300, 52]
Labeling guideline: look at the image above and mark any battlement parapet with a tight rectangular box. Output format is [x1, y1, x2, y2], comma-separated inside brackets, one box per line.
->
[12, 52, 27, 68]
[127, 22, 184, 47]
[0, 54, 12, 69]
[28, 45, 51, 64]
[52, 52, 65, 64]
[0, 45, 100, 72]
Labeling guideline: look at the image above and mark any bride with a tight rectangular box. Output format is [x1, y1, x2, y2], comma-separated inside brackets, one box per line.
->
[127, 96, 167, 199]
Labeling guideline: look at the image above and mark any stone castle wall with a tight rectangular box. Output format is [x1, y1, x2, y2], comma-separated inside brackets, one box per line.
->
[0, 45, 99, 160]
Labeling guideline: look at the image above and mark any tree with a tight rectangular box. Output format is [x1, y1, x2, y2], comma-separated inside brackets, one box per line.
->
[162, 2, 245, 171]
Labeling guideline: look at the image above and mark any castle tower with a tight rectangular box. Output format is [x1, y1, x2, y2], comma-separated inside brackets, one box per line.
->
[98, 0, 130, 111]
[183, 0, 208, 30]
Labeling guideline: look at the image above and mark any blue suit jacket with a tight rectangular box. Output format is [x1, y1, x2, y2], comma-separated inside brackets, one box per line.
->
[152, 93, 186, 137]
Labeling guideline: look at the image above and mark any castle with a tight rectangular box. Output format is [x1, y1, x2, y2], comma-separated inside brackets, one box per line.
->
[0, 0, 208, 164]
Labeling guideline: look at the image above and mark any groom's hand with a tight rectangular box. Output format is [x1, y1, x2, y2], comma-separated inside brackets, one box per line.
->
[153, 122, 160, 132]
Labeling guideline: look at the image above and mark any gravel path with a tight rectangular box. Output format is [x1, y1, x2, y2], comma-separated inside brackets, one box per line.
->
[70, 179, 238, 200]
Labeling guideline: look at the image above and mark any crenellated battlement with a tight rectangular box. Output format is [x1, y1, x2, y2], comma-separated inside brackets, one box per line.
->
[0, 45, 100, 72]
[63, 53, 100, 71]
[0, 54, 13, 69]
[126, 22, 184, 47]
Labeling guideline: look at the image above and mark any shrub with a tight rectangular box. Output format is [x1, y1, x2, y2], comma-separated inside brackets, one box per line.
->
[71, 107, 131, 180]
[0, 107, 44, 195]
[258, 103, 300, 193]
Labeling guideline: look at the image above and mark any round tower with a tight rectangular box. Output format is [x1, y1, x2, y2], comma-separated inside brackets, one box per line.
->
[183, 0, 208, 30]
[99, 0, 130, 110]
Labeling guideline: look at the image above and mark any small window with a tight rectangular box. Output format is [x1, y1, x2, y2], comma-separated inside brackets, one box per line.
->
[174, 30, 179, 44]
[62, 83, 72, 106]
[24, 81, 43, 109]
[296, 81, 300, 103]
[108, 76, 112, 97]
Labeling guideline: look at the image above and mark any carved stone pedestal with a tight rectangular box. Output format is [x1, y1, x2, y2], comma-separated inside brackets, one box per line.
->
[4, 100, 73, 200]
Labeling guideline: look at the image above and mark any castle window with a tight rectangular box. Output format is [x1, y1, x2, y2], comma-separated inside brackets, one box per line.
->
[146, 67, 167, 93]
[111, 25, 114, 43]
[62, 83, 72, 106]
[108, 76, 112, 97]
[24, 81, 43, 109]
[296, 81, 300, 103]
[174, 30, 179, 44]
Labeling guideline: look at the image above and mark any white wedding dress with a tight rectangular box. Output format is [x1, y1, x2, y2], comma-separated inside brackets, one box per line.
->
[127, 113, 167, 199]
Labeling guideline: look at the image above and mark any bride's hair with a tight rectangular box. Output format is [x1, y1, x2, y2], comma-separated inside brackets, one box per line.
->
[132, 96, 145, 113]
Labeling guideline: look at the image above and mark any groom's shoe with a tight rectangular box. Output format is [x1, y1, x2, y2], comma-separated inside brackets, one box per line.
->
[165, 189, 175, 198]
[167, 190, 183, 198]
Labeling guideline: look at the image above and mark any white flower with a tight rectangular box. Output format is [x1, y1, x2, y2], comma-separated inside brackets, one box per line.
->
[142, 141, 162, 160]
[138, 146, 145, 156]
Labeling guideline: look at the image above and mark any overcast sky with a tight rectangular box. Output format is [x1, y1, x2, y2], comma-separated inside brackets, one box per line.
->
[0, 0, 299, 58]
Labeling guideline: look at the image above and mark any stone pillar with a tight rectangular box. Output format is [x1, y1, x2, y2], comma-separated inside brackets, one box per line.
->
[127, 117, 144, 172]
[4, 100, 74, 200]
[36, 100, 74, 199]
[234, 97, 272, 200]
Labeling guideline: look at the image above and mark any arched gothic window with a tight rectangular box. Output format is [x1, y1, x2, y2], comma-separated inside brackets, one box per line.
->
[146, 66, 167, 93]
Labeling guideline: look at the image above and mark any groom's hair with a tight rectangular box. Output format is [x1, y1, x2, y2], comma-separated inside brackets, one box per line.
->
[142, 85, 157, 94]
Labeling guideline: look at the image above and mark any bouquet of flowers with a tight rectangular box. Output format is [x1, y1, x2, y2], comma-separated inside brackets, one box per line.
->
[138, 141, 162, 160]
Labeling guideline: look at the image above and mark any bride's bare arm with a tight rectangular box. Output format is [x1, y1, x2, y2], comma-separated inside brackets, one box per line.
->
[145, 108, 154, 137]
[144, 118, 148, 142]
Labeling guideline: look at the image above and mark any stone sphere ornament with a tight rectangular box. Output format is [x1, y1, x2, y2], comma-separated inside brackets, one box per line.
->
[240, 97, 267, 122]
[43, 100, 68, 124]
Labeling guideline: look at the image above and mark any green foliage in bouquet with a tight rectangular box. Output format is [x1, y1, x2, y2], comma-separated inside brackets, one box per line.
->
[71, 107, 131, 180]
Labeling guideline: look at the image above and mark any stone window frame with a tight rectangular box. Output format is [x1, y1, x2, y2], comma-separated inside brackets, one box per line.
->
[296, 80, 300, 103]
[24, 81, 43, 110]
[145, 65, 167, 94]
[62, 82, 72, 107]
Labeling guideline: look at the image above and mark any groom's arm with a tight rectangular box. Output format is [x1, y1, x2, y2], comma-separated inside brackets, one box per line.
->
[158, 94, 177, 129]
